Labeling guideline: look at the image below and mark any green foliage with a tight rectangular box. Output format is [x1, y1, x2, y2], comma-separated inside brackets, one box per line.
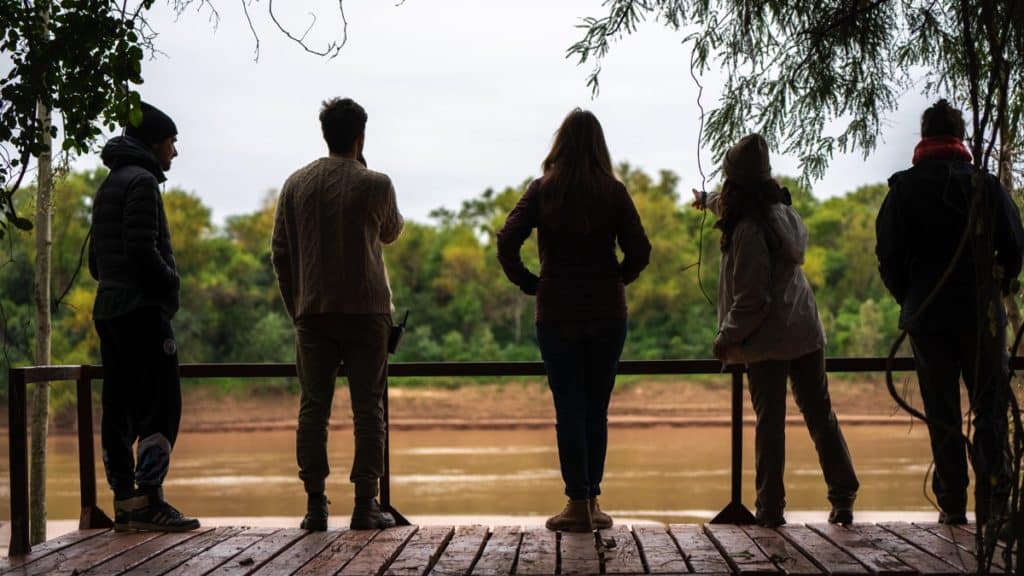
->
[0, 0, 157, 236]
[0, 164, 942, 411]
[568, 1, 1024, 182]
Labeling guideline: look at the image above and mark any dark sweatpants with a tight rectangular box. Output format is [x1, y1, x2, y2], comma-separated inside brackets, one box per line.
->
[96, 307, 181, 500]
[294, 313, 391, 499]
[909, 324, 1010, 522]
[747, 348, 859, 518]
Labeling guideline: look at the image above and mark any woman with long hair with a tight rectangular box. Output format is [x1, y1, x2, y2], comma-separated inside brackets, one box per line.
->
[497, 109, 651, 532]
[695, 134, 859, 527]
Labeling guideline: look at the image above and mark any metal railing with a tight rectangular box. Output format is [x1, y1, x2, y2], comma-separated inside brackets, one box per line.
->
[8, 356, 1004, 556]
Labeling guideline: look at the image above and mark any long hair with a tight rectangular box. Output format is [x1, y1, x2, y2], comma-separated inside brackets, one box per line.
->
[538, 109, 616, 233]
[715, 178, 788, 252]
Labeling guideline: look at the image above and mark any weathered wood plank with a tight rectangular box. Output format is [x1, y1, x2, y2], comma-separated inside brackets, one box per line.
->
[951, 524, 1014, 568]
[670, 524, 733, 574]
[600, 525, 645, 575]
[740, 525, 821, 575]
[291, 530, 373, 576]
[79, 529, 212, 576]
[805, 524, 912, 575]
[514, 527, 557, 576]
[633, 525, 688, 574]
[250, 528, 344, 573]
[164, 527, 279, 576]
[471, 526, 521, 576]
[703, 524, 778, 574]
[0, 529, 109, 574]
[559, 531, 600, 575]
[208, 528, 308, 576]
[428, 525, 488, 576]
[386, 526, 453, 576]
[844, 524, 958, 576]
[123, 526, 247, 576]
[914, 522, 1004, 572]
[879, 522, 973, 573]
[777, 525, 868, 575]
[339, 526, 418, 576]
[15, 530, 161, 576]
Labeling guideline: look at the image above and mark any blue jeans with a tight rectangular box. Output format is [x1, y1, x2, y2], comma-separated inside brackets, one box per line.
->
[536, 319, 627, 500]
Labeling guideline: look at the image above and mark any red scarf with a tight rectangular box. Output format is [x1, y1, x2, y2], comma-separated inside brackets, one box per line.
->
[912, 137, 972, 165]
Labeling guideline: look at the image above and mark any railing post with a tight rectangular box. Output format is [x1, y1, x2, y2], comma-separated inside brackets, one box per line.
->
[380, 375, 410, 526]
[77, 366, 113, 529]
[8, 368, 30, 555]
[710, 368, 756, 524]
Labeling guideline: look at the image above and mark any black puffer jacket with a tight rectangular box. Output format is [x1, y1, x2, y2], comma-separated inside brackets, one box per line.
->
[876, 158, 1024, 330]
[88, 136, 179, 320]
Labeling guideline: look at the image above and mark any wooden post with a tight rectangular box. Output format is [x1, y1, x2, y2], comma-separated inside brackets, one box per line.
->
[8, 368, 31, 555]
[76, 367, 112, 529]
[710, 369, 756, 524]
[380, 375, 410, 526]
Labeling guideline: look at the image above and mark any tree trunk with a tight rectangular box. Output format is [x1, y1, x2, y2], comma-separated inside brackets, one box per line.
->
[30, 0, 53, 545]
[999, 125, 1021, 354]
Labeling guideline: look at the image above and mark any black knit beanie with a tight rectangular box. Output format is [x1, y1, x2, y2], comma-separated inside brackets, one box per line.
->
[125, 102, 178, 146]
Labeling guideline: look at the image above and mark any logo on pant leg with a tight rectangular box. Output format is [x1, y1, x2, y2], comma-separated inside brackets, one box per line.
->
[163, 338, 177, 355]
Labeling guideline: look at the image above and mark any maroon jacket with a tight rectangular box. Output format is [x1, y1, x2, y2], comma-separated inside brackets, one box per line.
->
[497, 178, 651, 322]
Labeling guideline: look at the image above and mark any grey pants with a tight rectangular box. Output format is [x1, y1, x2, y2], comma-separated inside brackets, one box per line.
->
[747, 348, 859, 516]
[295, 313, 391, 499]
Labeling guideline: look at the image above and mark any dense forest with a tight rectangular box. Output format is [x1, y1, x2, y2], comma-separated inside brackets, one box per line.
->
[0, 164, 909, 413]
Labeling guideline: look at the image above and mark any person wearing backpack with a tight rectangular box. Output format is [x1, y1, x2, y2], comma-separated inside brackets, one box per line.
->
[693, 133, 858, 527]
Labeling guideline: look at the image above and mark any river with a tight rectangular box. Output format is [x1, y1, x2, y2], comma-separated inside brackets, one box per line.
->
[0, 423, 951, 527]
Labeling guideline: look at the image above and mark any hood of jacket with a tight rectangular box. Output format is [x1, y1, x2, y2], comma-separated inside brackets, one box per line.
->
[101, 136, 166, 183]
[765, 203, 808, 265]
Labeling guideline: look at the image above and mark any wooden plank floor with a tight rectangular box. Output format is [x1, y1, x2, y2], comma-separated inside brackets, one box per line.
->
[0, 522, 1008, 575]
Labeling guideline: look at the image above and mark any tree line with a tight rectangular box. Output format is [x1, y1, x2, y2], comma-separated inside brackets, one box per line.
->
[0, 164, 912, 417]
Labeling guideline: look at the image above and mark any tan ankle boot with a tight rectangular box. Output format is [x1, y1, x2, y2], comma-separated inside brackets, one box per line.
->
[545, 499, 592, 532]
[589, 497, 613, 529]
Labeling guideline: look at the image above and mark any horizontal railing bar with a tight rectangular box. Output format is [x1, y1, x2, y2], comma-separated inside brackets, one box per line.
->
[16, 356, 1024, 382]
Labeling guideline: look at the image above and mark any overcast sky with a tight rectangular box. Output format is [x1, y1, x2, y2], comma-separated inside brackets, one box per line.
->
[72, 0, 931, 225]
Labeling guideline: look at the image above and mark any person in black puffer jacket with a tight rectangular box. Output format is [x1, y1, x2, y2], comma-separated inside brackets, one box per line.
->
[88, 102, 199, 532]
[876, 99, 1024, 527]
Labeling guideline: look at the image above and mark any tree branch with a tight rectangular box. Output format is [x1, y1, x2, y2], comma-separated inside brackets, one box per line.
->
[267, 0, 348, 59]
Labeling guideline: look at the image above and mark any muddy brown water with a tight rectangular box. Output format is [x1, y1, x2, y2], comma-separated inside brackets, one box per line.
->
[0, 423, 954, 526]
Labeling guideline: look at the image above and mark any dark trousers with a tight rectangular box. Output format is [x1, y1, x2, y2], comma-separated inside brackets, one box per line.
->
[536, 319, 627, 500]
[295, 313, 390, 499]
[96, 307, 181, 500]
[747, 348, 859, 516]
[909, 325, 1010, 520]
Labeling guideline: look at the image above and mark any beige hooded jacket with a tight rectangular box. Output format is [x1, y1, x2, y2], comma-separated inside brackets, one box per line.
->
[708, 192, 825, 364]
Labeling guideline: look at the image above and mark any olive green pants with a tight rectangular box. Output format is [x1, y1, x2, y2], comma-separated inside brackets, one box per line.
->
[295, 313, 390, 499]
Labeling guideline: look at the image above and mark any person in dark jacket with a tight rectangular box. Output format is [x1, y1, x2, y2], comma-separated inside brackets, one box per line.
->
[497, 109, 651, 532]
[876, 99, 1024, 525]
[88, 102, 199, 532]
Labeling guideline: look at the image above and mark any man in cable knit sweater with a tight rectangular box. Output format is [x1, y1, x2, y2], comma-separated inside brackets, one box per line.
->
[272, 98, 404, 530]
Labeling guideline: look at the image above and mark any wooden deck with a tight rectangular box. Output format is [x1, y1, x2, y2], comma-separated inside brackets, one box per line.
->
[0, 522, 1009, 575]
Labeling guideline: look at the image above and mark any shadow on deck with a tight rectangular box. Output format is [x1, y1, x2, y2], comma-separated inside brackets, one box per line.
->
[0, 521, 1004, 575]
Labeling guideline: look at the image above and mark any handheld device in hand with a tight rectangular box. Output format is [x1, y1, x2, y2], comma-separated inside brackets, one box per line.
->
[388, 310, 409, 354]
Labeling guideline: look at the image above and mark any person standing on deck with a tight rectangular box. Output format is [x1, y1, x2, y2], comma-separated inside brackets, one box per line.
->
[89, 102, 200, 532]
[272, 98, 404, 531]
[693, 134, 859, 527]
[876, 99, 1024, 526]
[497, 109, 651, 532]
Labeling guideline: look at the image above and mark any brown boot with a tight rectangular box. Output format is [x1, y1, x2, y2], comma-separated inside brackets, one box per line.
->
[589, 497, 613, 530]
[545, 499, 592, 532]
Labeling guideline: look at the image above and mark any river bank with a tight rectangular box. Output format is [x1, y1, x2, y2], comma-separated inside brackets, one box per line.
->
[168, 376, 928, 433]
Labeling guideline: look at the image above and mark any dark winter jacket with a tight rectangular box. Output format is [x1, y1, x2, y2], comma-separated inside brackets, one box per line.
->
[876, 158, 1024, 330]
[496, 178, 651, 322]
[88, 136, 179, 320]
